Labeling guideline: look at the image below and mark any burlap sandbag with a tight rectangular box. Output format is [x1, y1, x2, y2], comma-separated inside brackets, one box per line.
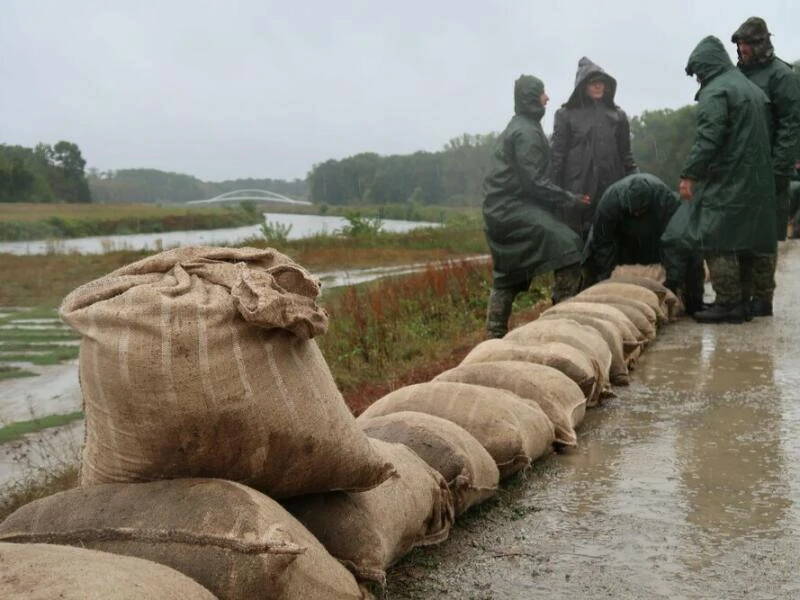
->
[58, 246, 393, 498]
[504, 318, 614, 403]
[358, 411, 499, 516]
[460, 339, 602, 407]
[544, 301, 644, 345]
[570, 294, 658, 340]
[0, 479, 370, 600]
[359, 381, 555, 479]
[0, 542, 218, 600]
[284, 439, 455, 586]
[434, 361, 586, 447]
[610, 272, 680, 320]
[580, 281, 666, 322]
[537, 312, 630, 384]
[610, 264, 667, 286]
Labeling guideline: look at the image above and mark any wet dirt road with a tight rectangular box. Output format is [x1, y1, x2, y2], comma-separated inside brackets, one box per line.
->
[387, 242, 800, 600]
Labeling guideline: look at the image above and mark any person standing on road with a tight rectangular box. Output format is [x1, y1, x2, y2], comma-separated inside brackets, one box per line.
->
[679, 35, 776, 324]
[550, 57, 638, 239]
[731, 17, 800, 316]
[482, 74, 590, 339]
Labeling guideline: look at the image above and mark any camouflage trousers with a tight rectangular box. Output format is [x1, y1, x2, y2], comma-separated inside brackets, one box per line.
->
[486, 263, 582, 339]
[705, 251, 774, 305]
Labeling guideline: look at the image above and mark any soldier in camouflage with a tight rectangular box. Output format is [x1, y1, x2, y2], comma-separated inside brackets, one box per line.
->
[732, 17, 800, 316]
[679, 36, 776, 324]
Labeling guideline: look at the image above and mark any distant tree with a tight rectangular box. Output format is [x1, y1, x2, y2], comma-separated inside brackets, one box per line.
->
[630, 106, 697, 188]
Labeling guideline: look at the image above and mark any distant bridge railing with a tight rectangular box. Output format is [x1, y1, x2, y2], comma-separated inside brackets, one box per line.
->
[187, 189, 312, 206]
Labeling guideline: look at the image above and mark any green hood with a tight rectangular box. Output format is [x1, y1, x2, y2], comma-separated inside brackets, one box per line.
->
[686, 36, 734, 84]
[514, 75, 545, 121]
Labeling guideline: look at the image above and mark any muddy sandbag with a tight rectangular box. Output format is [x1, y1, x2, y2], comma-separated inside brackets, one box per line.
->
[58, 246, 393, 498]
[359, 381, 555, 479]
[570, 294, 658, 340]
[433, 361, 586, 447]
[358, 411, 499, 516]
[460, 339, 602, 407]
[0, 542, 218, 600]
[284, 439, 455, 586]
[0, 479, 369, 600]
[504, 318, 614, 403]
[580, 281, 666, 322]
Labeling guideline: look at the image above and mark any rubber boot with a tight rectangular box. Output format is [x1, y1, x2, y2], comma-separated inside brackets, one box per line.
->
[486, 288, 515, 339]
[693, 302, 744, 324]
[750, 297, 773, 317]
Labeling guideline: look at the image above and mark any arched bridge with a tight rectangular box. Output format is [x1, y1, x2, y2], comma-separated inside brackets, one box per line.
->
[187, 189, 311, 206]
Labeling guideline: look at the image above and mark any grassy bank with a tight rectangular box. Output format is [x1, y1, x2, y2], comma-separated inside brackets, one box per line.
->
[0, 202, 263, 241]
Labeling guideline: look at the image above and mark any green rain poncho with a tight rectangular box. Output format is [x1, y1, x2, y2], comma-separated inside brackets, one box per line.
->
[681, 36, 776, 254]
[482, 75, 583, 289]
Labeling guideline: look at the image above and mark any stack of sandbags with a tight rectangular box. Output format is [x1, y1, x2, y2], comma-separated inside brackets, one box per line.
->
[283, 440, 455, 587]
[2, 246, 420, 599]
[0, 479, 370, 599]
[359, 412, 500, 516]
[460, 339, 604, 407]
[610, 264, 682, 320]
[57, 246, 394, 498]
[505, 318, 615, 404]
[433, 361, 587, 448]
[358, 381, 555, 480]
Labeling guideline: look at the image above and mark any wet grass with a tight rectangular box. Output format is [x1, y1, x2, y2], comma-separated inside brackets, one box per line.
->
[0, 412, 84, 444]
[0, 307, 80, 377]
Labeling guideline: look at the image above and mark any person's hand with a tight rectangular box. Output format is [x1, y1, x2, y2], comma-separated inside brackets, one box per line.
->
[679, 178, 693, 201]
[578, 195, 591, 205]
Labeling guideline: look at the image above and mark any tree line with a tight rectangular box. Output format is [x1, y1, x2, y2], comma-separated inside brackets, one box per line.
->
[87, 169, 309, 204]
[0, 141, 92, 203]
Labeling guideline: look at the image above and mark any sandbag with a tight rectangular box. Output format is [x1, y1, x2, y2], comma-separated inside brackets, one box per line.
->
[504, 318, 614, 404]
[0, 479, 369, 600]
[284, 439, 455, 586]
[460, 339, 602, 407]
[434, 361, 586, 447]
[570, 294, 657, 340]
[358, 411, 499, 516]
[610, 266, 681, 320]
[580, 281, 666, 322]
[358, 381, 555, 479]
[544, 301, 644, 345]
[0, 542, 218, 600]
[58, 246, 393, 498]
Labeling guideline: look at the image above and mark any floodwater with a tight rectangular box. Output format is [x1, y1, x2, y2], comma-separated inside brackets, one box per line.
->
[387, 242, 800, 599]
[0, 212, 439, 255]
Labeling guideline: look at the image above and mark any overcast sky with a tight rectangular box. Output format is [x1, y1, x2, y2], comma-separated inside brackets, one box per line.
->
[3, 1, 799, 182]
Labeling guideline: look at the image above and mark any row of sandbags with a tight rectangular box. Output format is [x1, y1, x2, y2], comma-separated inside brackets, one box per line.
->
[0, 248, 676, 599]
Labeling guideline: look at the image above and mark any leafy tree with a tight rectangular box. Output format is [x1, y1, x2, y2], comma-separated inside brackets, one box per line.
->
[630, 106, 697, 188]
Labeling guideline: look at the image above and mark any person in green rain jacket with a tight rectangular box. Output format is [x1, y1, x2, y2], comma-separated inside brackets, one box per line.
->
[731, 17, 800, 316]
[482, 74, 589, 339]
[583, 172, 705, 314]
[583, 173, 681, 284]
[679, 35, 776, 324]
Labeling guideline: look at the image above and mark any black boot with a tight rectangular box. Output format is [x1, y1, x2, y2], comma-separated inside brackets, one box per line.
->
[750, 298, 773, 317]
[693, 303, 744, 324]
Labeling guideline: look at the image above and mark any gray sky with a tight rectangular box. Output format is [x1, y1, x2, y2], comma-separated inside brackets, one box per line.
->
[3, 0, 799, 181]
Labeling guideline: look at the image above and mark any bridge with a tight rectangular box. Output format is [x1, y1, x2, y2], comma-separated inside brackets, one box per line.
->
[186, 189, 312, 206]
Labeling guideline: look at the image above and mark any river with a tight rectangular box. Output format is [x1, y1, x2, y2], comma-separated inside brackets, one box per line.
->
[0, 212, 440, 255]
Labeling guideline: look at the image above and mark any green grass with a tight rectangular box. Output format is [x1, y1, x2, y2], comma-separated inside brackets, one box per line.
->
[0, 307, 80, 376]
[0, 365, 38, 380]
[0, 412, 84, 443]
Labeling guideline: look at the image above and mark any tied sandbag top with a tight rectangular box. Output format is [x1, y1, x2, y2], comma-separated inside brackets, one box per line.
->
[59, 245, 328, 339]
